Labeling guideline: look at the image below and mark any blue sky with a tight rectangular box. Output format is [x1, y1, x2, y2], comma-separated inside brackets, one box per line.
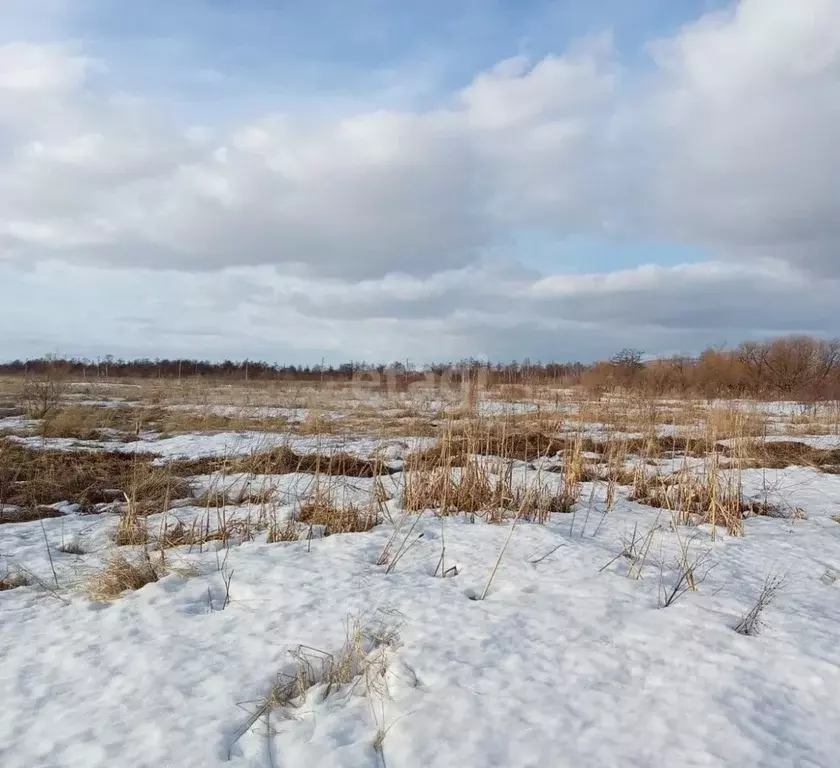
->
[0, 0, 838, 363]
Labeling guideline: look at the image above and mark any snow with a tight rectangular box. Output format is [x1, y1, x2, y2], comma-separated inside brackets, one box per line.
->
[2, 465, 840, 767]
[3, 391, 840, 767]
[8, 431, 437, 462]
[166, 403, 312, 423]
[0, 415, 38, 433]
[719, 435, 840, 450]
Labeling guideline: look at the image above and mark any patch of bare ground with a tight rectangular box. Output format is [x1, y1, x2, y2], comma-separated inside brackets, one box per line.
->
[37, 403, 295, 440]
[39, 405, 153, 440]
[0, 505, 64, 525]
[723, 440, 840, 471]
[230, 446, 392, 477]
[0, 440, 191, 514]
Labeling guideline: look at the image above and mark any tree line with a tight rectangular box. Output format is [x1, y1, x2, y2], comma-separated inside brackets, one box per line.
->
[3, 335, 840, 401]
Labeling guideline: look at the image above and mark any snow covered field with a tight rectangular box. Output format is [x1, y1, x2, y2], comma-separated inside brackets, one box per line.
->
[2, 391, 840, 767]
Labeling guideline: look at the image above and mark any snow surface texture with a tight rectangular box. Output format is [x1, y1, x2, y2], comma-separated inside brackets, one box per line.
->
[2, 463, 840, 768]
[8, 431, 436, 462]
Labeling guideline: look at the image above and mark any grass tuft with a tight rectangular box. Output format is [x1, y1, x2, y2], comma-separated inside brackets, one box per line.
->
[88, 553, 162, 600]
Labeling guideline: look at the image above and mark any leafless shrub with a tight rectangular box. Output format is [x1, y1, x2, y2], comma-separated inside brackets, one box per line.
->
[659, 533, 715, 607]
[735, 572, 787, 636]
[20, 372, 66, 419]
[600, 521, 661, 579]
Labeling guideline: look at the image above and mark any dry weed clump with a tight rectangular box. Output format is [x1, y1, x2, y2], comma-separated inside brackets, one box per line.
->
[58, 539, 86, 555]
[229, 613, 399, 758]
[0, 569, 30, 590]
[735, 572, 787, 636]
[298, 494, 380, 535]
[725, 440, 840, 471]
[630, 460, 773, 535]
[0, 441, 190, 512]
[402, 459, 574, 522]
[266, 518, 300, 543]
[114, 508, 150, 546]
[158, 409, 289, 436]
[88, 553, 162, 600]
[39, 405, 147, 440]
[232, 446, 390, 477]
[193, 488, 274, 508]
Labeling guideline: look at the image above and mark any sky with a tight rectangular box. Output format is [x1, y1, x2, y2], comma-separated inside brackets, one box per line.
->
[0, 0, 838, 364]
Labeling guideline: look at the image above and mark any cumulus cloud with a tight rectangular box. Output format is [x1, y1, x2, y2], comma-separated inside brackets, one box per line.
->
[0, 0, 838, 360]
[0, 37, 615, 277]
[639, 0, 840, 274]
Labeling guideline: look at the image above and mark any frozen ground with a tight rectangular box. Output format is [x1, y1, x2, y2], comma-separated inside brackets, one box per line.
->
[8, 431, 437, 462]
[2, 469, 840, 767]
[2, 395, 840, 767]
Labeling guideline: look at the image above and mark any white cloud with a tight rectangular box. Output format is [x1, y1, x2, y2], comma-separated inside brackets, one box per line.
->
[639, 0, 840, 273]
[0, 0, 839, 360]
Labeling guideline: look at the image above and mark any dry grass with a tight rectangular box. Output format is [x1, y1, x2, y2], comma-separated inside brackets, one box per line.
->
[156, 512, 264, 550]
[231, 446, 391, 477]
[630, 459, 774, 535]
[295, 411, 340, 435]
[403, 458, 574, 522]
[39, 405, 148, 439]
[1, 504, 64, 525]
[298, 494, 381, 535]
[725, 440, 840, 471]
[193, 488, 275, 508]
[266, 518, 300, 543]
[114, 508, 150, 545]
[36, 403, 295, 440]
[229, 613, 399, 758]
[0, 570, 30, 590]
[0, 441, 190, 512]
[158, 409, 290, 436]
[87, 552, 162, 600]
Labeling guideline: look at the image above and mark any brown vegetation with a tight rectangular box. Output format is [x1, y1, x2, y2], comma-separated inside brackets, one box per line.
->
[297, 495, 381, 534]
[6, 334, 840, 402]
[0, 441, 190, 512]
[230, 446, 391, 477]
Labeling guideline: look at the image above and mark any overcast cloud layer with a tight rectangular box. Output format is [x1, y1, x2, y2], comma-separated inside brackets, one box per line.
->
[1, 0, 839, 363]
